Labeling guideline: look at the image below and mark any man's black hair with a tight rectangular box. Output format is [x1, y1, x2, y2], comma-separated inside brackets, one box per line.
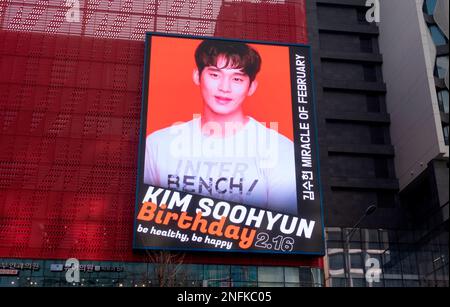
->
[195, 40, 261, 82]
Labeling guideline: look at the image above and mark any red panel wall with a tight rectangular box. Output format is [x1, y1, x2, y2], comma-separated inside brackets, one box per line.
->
[0, 0, 318, 267]
[0, 31, 143, 261]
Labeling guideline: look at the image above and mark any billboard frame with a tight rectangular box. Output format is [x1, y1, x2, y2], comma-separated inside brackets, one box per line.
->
[133, 32, 325, 256]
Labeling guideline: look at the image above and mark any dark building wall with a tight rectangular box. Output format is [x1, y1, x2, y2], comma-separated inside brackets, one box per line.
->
[434, 160, 449, 209]
[400, 160, 449, 226]
[306, 0, 405, 228]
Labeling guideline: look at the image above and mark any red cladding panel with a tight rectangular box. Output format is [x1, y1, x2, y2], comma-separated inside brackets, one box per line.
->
[0, 1, 318, 267]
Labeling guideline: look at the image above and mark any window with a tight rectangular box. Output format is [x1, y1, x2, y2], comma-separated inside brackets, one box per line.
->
[231, 266, 257, 283]
[257, 266, 284, 284]
[203, 265, 230, 281]
[422, 0, 437, 15]
[298, 267, 315, 285]
[437, 90, 449, 114]
[330, 277, 346, 287]
[351, 278, 367, 287]
[429, 25, 448, 46]
[350, 253, 364, 269]
[284, 267, 300, 284]
[434, 56, 448, 78]
[329, 253, 345, 271]
[384, 279, 404, 287]
[443, 124, 449, 146]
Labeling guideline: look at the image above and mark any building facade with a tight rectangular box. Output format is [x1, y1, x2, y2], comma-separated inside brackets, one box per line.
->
[378, 0, 449, 287]
[0, 0, 448, 287]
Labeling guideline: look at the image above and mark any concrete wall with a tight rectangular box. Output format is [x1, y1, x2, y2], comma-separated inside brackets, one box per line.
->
[434, 0, 449, 89]
[378, 0, 448, 190]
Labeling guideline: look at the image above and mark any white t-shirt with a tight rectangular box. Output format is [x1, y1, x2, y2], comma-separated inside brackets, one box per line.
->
[144, 116, 297, 215]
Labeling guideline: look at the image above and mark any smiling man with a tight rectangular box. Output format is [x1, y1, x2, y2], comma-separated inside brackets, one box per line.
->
[144, 39, 298, 215]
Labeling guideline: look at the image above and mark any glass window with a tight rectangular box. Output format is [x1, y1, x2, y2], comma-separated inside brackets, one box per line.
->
[124, 262, 147, 282]
[437, 90, 449, 114]
[311, 268, 324, 286]
[232, 281, 257, 287]
[435, 56, 449, 79]
[417, 251, 434, 276]
[203, 265, 230, 281]
[330, 277, 347, 287]
[401, 251, 419, 275]
[434, 280, 449, 287]
[443, 124, 449, 146]
[327, 241, 343, 249]
[257, 266, 284, 283]
[351, 278, 366, 287]
[423, 0, 437, 14]
[298, 267, 315, 284]
[231, 266, 257, 283]
[384, 279, 404, 287]
[349, 240, 363, 250]
[404, 280, 420, 287]
[364, 229, 380, 243]
[438, 229, 449, 247]
[329, 253, 345, 271]
[345, 228, 361, 242]
[182, 264, 204, 281]
[429, 25, 448, 46]
[350, 253, 364, 269]
[285, 282, 301, 287]
[397, 230, 415, 243]
[383, 249, 403, 275]
[284, 267, 300, 283]
[326, 228, 343, 241]
[258, 282, 284, 287]
[435, 267, 447, 282]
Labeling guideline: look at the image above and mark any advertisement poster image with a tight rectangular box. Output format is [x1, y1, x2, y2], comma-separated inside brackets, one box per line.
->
[134, 33, 324, 255]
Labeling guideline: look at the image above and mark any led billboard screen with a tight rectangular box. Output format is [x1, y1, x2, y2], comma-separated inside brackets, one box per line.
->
[134, 33, 324, 255]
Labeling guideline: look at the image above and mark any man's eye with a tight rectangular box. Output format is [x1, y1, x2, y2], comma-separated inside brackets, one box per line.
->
[209, 73, 219, 78]
[233, 77, 243, 82]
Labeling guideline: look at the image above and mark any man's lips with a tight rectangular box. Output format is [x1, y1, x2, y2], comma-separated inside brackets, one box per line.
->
[214, 96, 232, 104]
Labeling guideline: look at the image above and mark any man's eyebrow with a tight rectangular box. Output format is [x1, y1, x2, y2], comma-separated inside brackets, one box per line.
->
[206, 66, 246, 75]
[205, 66, 221, 71]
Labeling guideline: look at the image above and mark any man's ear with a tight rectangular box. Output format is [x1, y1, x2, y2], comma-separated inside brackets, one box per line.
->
[247, 80, 258, 96]
[193, 69, 200, 85]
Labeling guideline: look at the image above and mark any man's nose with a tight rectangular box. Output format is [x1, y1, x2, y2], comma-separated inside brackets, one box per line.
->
[218, 77, 231, 92]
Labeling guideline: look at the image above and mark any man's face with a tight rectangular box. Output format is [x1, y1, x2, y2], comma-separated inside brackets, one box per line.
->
[193, 56, 258, 116]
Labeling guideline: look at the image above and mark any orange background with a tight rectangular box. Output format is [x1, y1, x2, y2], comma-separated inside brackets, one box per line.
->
[146, 36, 294, 141]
